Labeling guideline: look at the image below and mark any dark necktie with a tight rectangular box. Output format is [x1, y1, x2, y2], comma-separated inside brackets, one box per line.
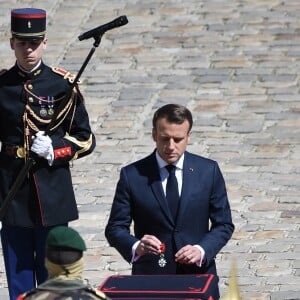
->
[166, 164, 180, 220]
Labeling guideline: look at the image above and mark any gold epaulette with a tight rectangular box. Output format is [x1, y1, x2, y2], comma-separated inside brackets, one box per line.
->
[51, 67, 77, 83]
[0, 69, 7, 76]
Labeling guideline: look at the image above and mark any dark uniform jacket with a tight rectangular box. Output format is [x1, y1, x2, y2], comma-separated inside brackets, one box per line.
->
[0, 62, 96, 227]
[17, 279, 110, 300]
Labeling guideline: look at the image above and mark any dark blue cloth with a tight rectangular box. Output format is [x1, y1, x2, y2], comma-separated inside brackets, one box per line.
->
[1, 224, 66, 300]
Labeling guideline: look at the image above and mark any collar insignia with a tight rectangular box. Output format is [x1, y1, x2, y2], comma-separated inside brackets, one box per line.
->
[34, 69, 42, 76]
[18, 71, 26, 78]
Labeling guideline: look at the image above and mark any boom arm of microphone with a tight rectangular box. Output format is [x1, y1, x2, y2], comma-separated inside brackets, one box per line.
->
[78, 15, 128, 41]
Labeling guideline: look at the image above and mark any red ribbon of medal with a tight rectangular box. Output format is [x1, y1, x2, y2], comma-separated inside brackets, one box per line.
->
[158, 243, 167, 267]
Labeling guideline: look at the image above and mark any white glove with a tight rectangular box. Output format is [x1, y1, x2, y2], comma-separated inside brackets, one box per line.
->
[31, 131, 54, 166]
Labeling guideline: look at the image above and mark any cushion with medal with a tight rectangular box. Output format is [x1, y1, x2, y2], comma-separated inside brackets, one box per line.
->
[98, 274, 219, 299]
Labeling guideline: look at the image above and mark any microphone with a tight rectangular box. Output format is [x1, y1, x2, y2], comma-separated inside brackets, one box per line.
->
[78, 15, 128, 41]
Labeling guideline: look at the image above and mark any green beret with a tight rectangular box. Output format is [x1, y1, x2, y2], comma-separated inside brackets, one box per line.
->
[46, 226, 86, 252]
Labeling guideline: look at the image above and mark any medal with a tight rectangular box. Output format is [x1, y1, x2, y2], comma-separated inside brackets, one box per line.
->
[47, 108, 54, 115]
[38, 97, 47, 117]
[40, 107, 47, 117]
[47, 96, 54, 116]
[158, 243, 167, 267]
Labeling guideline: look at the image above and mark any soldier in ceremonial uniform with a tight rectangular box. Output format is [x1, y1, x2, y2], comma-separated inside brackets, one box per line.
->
[17, 226, 110, 300]
[0, 8, 96, 300]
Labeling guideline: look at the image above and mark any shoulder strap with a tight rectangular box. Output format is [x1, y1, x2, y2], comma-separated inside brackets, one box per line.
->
[85, 285, 109, 299]
[51, 66, 76, 83]
[0, 69, 7, 77]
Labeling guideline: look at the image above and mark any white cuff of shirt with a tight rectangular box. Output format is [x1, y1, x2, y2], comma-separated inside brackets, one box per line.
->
[131, 241, 140, 263]
[193, 245, 205, 267]
[132, 242, 205, 267]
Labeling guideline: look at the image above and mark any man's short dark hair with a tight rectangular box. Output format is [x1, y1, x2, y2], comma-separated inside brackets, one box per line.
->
[46, 248, 83, 265]
[152, 104, 193, 132]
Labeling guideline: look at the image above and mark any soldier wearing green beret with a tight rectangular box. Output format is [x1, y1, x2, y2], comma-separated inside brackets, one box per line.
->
[17, 226, 110, 300]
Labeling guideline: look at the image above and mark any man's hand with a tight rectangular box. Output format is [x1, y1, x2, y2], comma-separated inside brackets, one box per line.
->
[31, 131, 54, 165]
[136, 234, 162, 257]
[175, 245, 202, 265]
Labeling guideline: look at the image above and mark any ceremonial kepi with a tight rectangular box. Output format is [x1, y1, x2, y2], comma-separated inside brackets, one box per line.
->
[11, 8, 46, 40]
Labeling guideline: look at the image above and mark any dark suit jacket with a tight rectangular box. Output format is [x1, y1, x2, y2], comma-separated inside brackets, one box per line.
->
[105, 150, 234, 276]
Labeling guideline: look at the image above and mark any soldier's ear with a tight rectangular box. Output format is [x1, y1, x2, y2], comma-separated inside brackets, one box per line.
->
[152, 128, 157, 142]
[10, 38, 15, 50]
[42, 39, 47, 50]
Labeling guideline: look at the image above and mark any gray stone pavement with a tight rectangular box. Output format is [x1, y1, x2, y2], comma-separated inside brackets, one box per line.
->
[0, 0, 299, 299]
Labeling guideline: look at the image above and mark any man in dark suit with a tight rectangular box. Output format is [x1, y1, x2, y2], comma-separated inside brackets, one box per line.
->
[105, 104, 234, 296]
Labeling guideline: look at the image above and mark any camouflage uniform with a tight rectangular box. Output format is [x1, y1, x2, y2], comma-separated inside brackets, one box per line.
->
[17, 279, 111, 300]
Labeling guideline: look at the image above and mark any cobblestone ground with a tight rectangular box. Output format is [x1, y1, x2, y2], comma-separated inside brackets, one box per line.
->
[0, 0, 299, 299]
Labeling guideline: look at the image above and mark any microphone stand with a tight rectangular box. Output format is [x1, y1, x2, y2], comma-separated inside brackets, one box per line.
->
[0, 34, 103, 220]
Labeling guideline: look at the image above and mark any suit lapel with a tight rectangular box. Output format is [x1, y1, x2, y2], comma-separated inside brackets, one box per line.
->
[177, 152, 195, 222]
